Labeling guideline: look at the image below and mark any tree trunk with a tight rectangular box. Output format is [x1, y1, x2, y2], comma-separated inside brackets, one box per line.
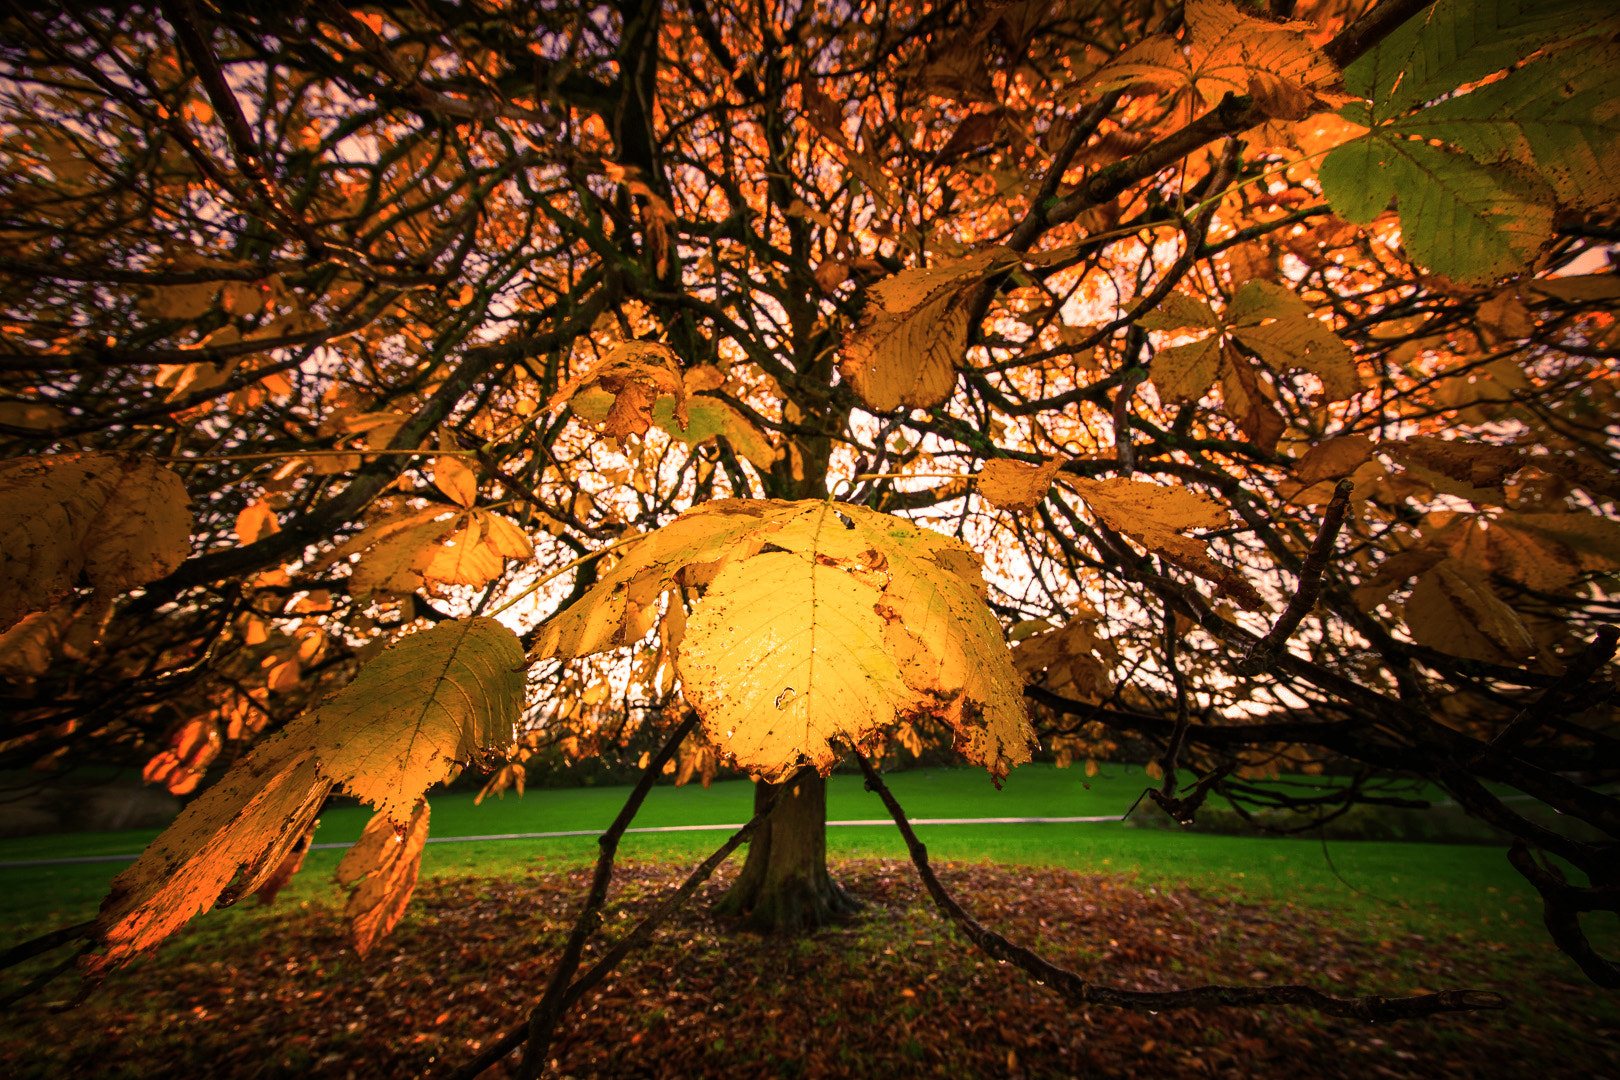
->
[712, 767, 861, 933]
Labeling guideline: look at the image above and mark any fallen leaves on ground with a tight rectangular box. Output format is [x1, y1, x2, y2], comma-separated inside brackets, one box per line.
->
[2, 860, 1614, 1079]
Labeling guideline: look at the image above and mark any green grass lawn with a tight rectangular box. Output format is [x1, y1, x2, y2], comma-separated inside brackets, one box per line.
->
[2, 762, 1593, 973]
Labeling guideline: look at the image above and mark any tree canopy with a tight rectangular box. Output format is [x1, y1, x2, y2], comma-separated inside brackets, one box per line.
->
[2, 0, 1618, 1070]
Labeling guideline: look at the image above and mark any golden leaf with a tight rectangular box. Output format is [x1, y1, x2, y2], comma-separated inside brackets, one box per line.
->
[549, 341, 689, 432]
[432, 455, 478, 509]
[530, 500, 793, 661]
[310, 617, 525, 823]
[977, 456, 1069, 513]
[235, 499, 280, 544]
[0, 454, 192, 633]
[1059, 476, 1265, 610]
[839, 248, 1021, 413]
[335, 802, 431, 956]
[535, 499, 1036, 781]
[679, 549, 919, 781]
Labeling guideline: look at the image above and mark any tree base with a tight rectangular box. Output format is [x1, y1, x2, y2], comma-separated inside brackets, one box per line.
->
[713, 768, 861, 934]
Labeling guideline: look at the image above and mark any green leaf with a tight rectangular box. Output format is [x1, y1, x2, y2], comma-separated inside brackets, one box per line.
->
[1320, 135, 1554, 283]
[309, 617, 525, 823]
[1346, 0, 1613, 122]
[1389, 41, 1620, 210]
[651, 394, 779, 471]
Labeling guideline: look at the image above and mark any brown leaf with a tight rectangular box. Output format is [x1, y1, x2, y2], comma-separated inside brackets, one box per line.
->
[1405, 560, 1535, 663]
[839, 249, 1021, 413]
[977, 456, 1069, 513]
[1060, 476, 1265, 610]
[602, 377, 657, 440]
[1292, 435, 1375, 486]
[0, 454, 192, 633]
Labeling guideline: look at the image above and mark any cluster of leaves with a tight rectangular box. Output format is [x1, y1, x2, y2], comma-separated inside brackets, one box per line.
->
[1, 0, 1619, 1070]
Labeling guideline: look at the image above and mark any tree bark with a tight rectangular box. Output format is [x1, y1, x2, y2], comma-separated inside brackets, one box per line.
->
[712, 767, 860, 932]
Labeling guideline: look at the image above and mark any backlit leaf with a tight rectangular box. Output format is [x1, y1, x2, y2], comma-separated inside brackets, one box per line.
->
[335, 802, 431, 956]
[679, 550, 921, 782]
[311, 617, 525, 823]
[977, 456, 1069, 513]
[87, 733, 333, 976]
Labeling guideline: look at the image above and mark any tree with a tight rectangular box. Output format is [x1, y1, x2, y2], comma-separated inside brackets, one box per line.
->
[2, 0, 1618, 1072]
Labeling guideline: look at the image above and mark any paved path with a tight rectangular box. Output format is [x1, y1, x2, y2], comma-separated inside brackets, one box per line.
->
[0, 816, 1119, 869]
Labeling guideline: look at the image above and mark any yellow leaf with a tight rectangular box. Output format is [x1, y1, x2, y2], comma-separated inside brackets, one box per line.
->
[531, 500, 792, 660]
[977, 455, 1069, 513]
[335, 802, 431, 956]
[344, 510, 458, 595]
[478, 511, 535, 559]
[534, 499, 1035, 782]
[310, 617, 525, 823]
[420, 519, 505, 587]
[678, 550, 922, 781]
[0, 454, 192, 633]
[432, 455, 478, 509]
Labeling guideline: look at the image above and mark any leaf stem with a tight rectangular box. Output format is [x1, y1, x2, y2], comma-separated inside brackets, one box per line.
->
[495, 530, 654, 623]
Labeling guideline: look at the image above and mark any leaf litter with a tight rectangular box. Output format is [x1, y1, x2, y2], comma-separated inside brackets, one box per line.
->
[3, 860, 1614, 1079]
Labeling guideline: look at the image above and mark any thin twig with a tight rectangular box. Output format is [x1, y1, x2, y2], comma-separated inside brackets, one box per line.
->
[1479, 625, 1619, 761]
[855, 751, 1504, 1021]
[513, 711, 699, 1079]
[1234, 479, 1354, 675]
[448, 785, 783, 1080]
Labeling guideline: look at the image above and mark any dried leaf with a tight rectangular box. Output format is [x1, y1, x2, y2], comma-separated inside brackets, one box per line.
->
[1292, 436, 1375, 485]
[839, 249, 1021, 412]
[432, 456, 478, 509]
[335, 802, 431, 955]
[0, 454, 192, 633]
[977, 456, 1069, 514]
[1406, 559, 1535, 662]
[1060, 476, 1265, 610]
